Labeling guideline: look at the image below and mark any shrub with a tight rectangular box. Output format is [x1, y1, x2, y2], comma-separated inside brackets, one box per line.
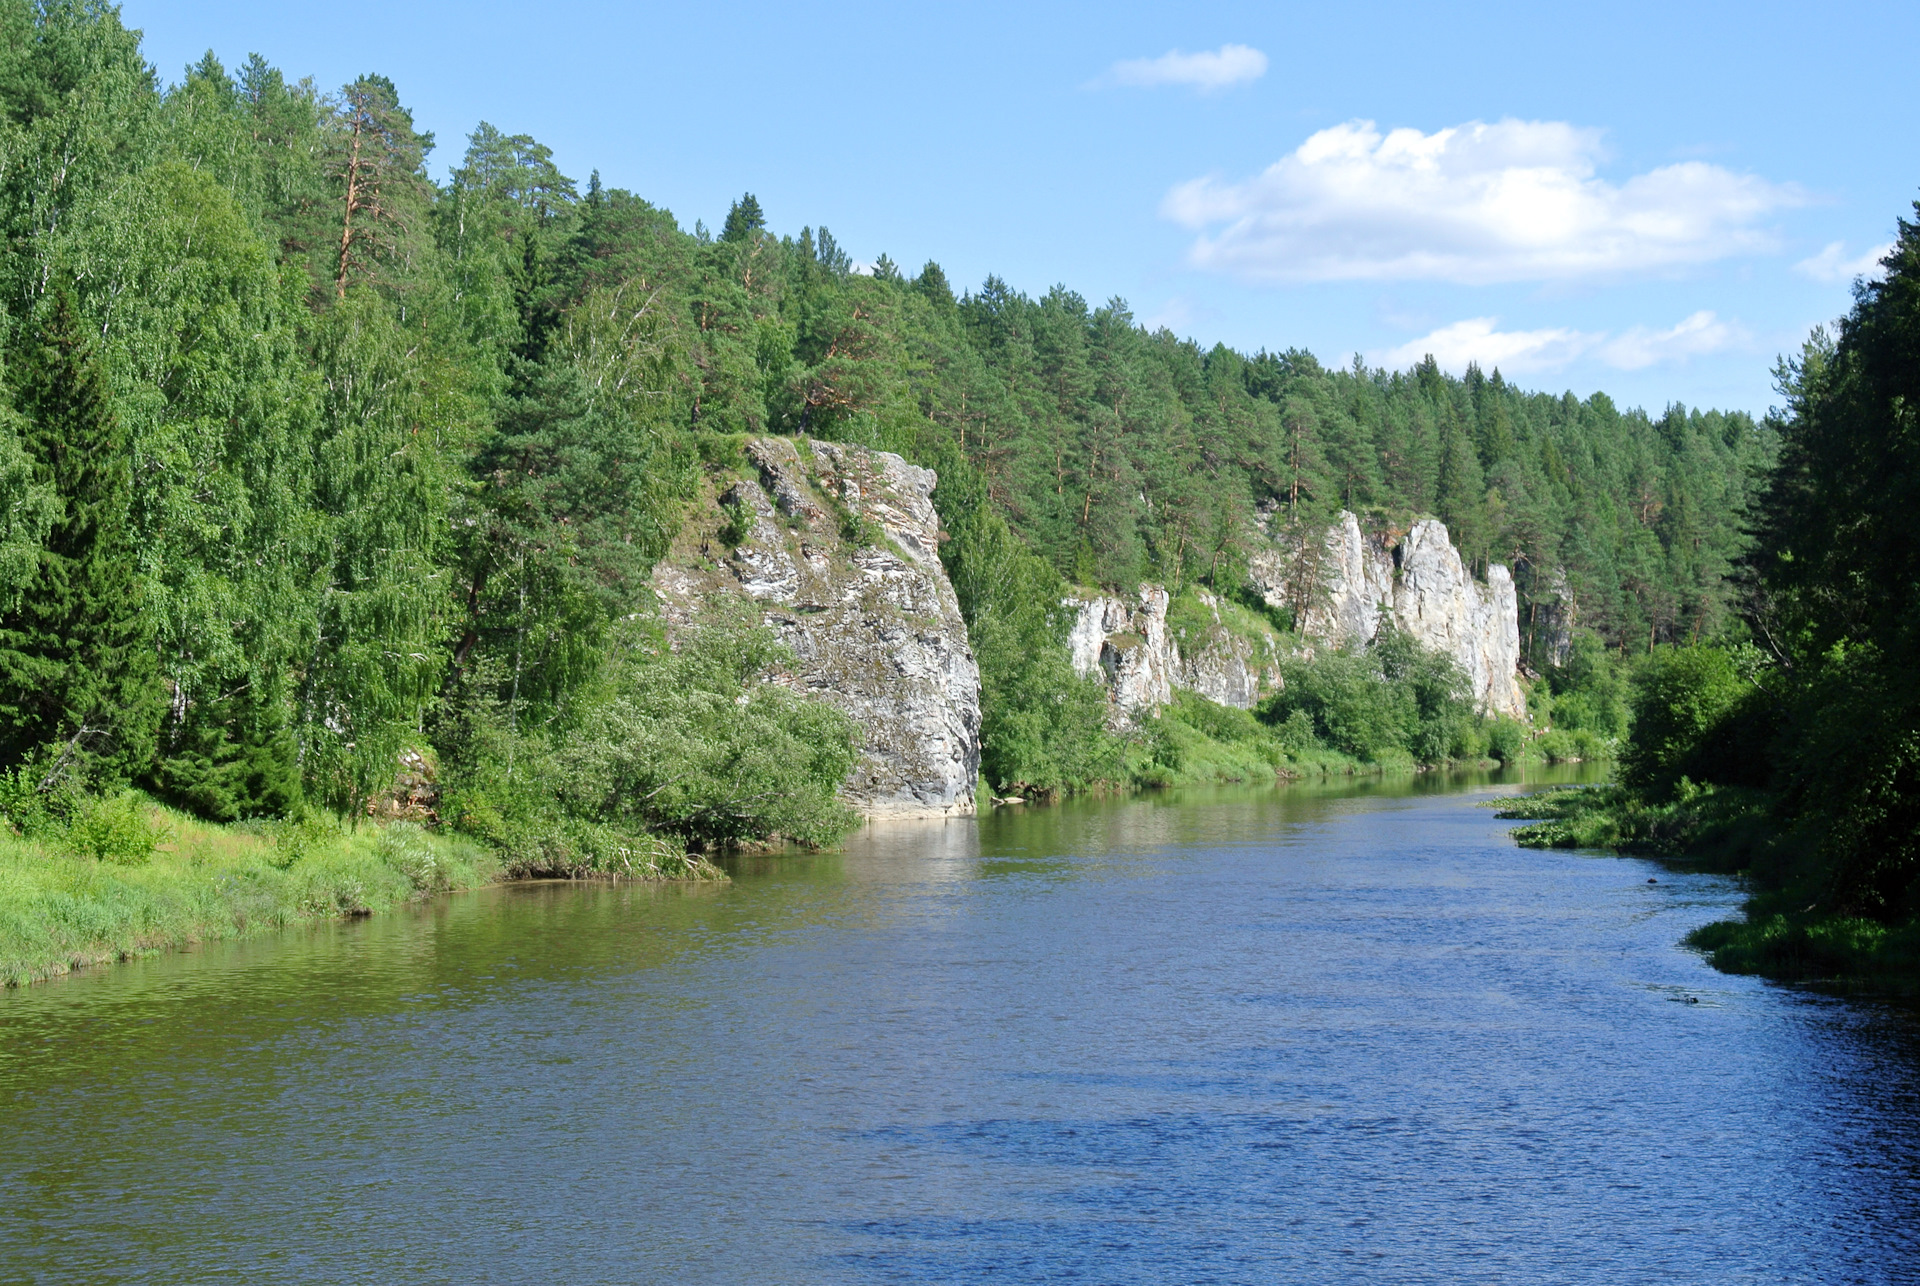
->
[1486, 717, 1527, 764]
[558, 622, 860, 849]
[1620, 645, 1771, 798]
[63, 793, 170, 866]
[1257, 628, 1475, 765]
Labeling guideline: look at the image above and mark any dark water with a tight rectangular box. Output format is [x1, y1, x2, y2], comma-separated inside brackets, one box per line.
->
[3, 769, 1919, 1285]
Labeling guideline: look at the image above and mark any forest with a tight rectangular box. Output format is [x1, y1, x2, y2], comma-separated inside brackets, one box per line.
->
[0, 1, 1789, 909]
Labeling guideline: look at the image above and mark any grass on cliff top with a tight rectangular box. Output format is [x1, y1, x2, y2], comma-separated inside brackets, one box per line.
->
[0, 796, 501, 988]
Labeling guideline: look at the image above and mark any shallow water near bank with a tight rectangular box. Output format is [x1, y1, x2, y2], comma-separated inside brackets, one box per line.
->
[2, 766, 1918, 1284]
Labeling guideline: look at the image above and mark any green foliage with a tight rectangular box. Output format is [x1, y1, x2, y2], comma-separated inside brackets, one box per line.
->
[1618, 645, 1767, 799]
[0, 804, 502, 988]
[441, 621, 859, 865]
[933, 452, 1123, 795]
[1486, 716, 1527, 764]
[0, 292, 160, 783]
[1257, 629, 1475, 765]
[561, 624, 859, 848]
[1543, 634, 1631, 739]
[62, 791, 169, 865]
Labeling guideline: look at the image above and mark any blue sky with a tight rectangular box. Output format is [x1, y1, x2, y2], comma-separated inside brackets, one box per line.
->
[123, 0, 1916, 415]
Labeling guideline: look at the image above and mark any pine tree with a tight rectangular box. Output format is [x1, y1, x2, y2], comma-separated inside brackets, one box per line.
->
[1437, 404, 1488, 564]
[328, 74, 433, 300]
[720, 193, 765, 243]
[0, 294, 161, 784]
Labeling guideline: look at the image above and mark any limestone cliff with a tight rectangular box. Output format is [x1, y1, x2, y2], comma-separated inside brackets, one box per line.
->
[1067, 511, 1525, 722]
[651, 437, 981, 819]
[1065, 587, 1282, 719]
[1248, 510, 1526, 718]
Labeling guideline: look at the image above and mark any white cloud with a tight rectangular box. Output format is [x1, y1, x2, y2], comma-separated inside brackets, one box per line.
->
[1598, 310, 1745, 370]
[1375, 318, 1599, 375]
[1374, 311, 1743, 376]
[1103, 44, 1267, 93]
[1141, 296, 1200, 334]
[1164, 118, 1803, 284]
[1793, 240, 1892, 283]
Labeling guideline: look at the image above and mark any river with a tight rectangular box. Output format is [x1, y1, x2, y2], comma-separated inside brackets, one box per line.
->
[2, 769, 1917, 1284]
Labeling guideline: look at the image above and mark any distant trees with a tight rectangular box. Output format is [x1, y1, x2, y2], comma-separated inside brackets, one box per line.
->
[0, 3, 1785, 842]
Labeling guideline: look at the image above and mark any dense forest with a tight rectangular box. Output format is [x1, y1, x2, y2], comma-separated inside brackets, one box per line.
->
[0, 3, 1776, 862]
[1507, 210, 1920, 988]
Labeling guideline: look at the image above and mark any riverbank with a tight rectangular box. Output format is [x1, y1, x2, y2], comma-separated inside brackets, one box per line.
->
[1499, 784, 1920, 996]
[0, 797, 722, 988]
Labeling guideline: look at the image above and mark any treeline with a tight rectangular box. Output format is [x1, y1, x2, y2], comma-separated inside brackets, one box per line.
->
[0, 4, 1765, 845]
[1507, 208, 1920, 989]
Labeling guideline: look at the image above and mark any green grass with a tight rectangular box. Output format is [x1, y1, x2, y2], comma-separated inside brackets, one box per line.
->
[0, 791, 745, 987]
[0, 799, 509, 987]
[1685, 911, 1920, 994]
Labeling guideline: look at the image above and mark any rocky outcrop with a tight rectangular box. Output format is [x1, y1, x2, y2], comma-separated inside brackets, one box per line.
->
[1394, 521, 1524, 718]
[1065, 587, 1279, 720]
[1067, 511, 1525, 721]
[1067, 588, 1176, 716]
[651, 437, 981, 819]
[1530, 569, 1575, 669]
[1249, 510, 1525, 718]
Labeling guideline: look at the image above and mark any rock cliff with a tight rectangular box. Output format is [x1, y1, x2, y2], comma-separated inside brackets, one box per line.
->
[1248, 510, 1526, 718]
[1065, 587, 1281, 719]
[651, 437, 981, 819]
[1067, 511, 1525, 722]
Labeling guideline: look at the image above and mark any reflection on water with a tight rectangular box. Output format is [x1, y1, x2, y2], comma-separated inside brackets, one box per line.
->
[2, 766, 1917, 1284]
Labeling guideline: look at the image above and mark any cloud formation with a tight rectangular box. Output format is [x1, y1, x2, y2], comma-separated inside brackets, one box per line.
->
[1600, 311, 1744, 370]
[1374, 311, 1744, 377]
[1793, 240, 1892, 283]
[1164, 119, 1802, 284]
[1103, 44, 1267, 93]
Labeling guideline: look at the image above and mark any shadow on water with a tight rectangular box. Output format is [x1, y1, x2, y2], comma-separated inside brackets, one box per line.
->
[3, 760, 1918, 1285]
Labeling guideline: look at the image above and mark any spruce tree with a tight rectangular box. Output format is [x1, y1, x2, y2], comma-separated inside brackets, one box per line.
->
[0, 293, 161, 784]
[720, 193, 765, 243]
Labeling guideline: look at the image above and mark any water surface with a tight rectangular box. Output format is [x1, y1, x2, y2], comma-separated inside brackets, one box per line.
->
[3, 769, 1917, 1283]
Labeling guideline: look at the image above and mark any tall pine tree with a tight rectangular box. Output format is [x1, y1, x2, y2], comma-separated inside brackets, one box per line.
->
[0, 294, 161, 784]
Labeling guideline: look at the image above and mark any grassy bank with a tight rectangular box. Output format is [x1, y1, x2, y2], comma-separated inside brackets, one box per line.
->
[1499, 783, 1920, 996]
[0, 797, 495, 987]
[0, 793, 726, 988]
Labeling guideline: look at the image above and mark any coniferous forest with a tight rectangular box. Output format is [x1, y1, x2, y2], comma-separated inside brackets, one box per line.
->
[12, 1, 1914, 988]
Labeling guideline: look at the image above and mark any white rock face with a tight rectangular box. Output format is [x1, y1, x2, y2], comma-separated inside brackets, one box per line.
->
[1249, 510, 1526, 718]
[1066, 587, 1176, 717]
[1071, 511, 1526, 720]
[653, 438, 981, 819]
[1065, 586, 1276, 719]
[1394, 520, 1525, 718]
[1302, 510, 1398, 645]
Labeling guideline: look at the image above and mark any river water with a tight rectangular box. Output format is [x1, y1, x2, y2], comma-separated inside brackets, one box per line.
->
[2, 770, 1918, 1284]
